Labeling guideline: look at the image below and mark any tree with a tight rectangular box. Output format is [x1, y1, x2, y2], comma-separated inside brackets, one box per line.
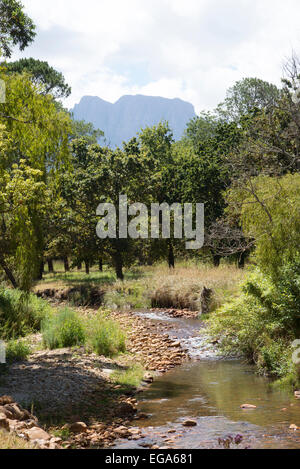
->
[184, 111, 219, 150]
[182, 115, 243, 264]
[0, 161, 49, 290]
[227, 174, 300, 280]
[6, 58, 71, 99]
[0, 72, 72, 290]
[0, 72, 72, 172]
[71, 118, 104, 144]
[217, 77, 280, 122]
[0, 0, 36, 58]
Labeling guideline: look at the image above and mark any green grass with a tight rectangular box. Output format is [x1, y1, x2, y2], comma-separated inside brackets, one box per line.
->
[85, 312, 126, 358]
[0, 288, 51, 340]
[39, 261, 145, 287]
[41, 308, 127, 358]
[41, 308, 85, 350]
[111, 363, 145, 388]
[6, 339, 31, 362]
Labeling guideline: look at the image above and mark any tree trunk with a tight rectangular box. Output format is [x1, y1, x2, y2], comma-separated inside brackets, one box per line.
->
[238, 251, 247, 269]
[85, 260, 90, 275]
[0, 258, 18, 288]
[213, 255, 221, 267]
[168, 242, 175, 269]
[99, 258, 103, 272]
[114, 254, 124, 280]
[77, 262, 82, 271]
[37, 261, 44, 280]
[48, 259, 54, 273]
[63, 257, 70, 272]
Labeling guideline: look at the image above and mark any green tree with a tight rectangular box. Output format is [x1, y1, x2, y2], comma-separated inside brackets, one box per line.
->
[0, 0, 36, 58]
[6, 58, 71, 99]
[227, 173, 300, 279]
[217, 77, 280, 122]
[0, 72, 72, 290]
[0, 161, 49, 290]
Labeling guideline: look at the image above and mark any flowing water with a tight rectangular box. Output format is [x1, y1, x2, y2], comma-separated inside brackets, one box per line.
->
[115, 311, 300, 450]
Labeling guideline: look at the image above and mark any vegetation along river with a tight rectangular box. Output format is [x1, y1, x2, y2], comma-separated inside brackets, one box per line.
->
[115, 311, 300, 450]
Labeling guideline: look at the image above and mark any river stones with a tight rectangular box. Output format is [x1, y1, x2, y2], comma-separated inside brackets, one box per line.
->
[65, 422, 88, 434]
[240, 404, 257, 409]
[182, 420, 197, 427]
[24, 427, 51, 441]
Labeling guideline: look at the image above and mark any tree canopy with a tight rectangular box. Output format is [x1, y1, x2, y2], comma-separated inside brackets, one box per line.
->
[0, 0, 36, 58]
[6, 58, 72, 99]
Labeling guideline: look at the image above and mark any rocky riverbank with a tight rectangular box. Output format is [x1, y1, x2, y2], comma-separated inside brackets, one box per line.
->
[0, 307, 191, 449]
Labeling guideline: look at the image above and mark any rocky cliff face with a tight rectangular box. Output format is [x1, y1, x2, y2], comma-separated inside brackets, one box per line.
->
[72, 94, 196, 147]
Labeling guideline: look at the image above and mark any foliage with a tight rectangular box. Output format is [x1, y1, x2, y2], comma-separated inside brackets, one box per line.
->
[0, 161, 50, 290]
[217, 77, 280, 122]
[227, 174, 300, 279]
[5, 338, 31, 362]
[0, 72, 72, 172]
[111, 363, 145, 388]
[0, 288, 50, 339]
[71, 119, 104, 144]
[206, 263, 300, 379]
[0, 0, 36, 58]
[42, 308, 85, 350]
[6, 58, 71, 99]
[0, 72, 72, 290]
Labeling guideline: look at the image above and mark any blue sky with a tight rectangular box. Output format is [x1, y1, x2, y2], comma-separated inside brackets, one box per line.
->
[11, 0, 300, 113]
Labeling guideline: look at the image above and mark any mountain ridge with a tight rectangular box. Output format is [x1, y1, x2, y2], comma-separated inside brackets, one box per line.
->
[72, 94, 196, 148]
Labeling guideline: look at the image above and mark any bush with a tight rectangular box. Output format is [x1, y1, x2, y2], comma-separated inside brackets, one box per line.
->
[0, 289, 50, 339]
[42, 308, 85, 350]
[5, 339, 31, 362]
[86, 312, 126, 358]
[206, 264, 300, 381]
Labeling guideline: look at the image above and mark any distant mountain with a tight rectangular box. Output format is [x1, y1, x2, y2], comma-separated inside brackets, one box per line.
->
[72, 94, 196, 148]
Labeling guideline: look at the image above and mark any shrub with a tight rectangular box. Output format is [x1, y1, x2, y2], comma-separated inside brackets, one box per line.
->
[0, 289, 50, 339]
[86, 312, 126, 358]
[206, 264, 300, 380]
[5, 339, 31, 362]
[42, 308, 85, 350]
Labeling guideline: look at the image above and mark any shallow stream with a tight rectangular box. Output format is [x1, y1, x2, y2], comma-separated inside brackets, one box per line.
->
[115, 311, 300, 449]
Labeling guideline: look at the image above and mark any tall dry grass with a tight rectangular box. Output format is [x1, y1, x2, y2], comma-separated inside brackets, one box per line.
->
[103, 263, 246, 312]
[0, 430, 33, 449]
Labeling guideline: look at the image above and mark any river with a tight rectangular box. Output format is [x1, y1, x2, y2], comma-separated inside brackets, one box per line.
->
[115, 311, 300, 450]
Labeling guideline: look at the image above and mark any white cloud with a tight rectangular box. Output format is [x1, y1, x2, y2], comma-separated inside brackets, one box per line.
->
[10, 0, 300, 113]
